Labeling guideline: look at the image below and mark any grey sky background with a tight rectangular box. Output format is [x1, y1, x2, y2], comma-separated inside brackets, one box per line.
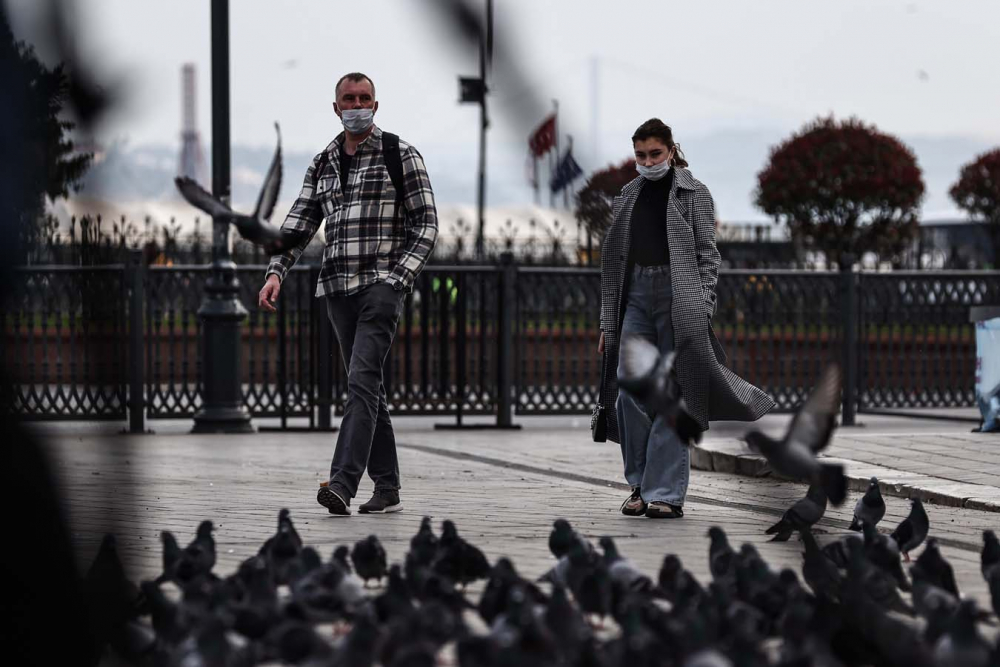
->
[7, 0, 1000, 222]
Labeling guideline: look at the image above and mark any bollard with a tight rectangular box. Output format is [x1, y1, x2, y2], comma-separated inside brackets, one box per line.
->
[127, 249, 145, 433]
[839, 255, 858, 426]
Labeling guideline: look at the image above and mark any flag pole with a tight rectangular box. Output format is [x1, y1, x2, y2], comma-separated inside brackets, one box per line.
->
[533, 154, 539, 204]
[563, 135, 573, 209]
[549, 99, 558, 207]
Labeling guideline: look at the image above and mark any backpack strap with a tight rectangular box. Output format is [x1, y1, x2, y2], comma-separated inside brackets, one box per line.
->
[313, 134, 407, 214]
[313, 149, 331, 187]
[380, 131, 407, 215]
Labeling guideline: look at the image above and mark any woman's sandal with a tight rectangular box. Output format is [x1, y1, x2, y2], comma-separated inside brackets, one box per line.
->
[645, 501, 684, 519]
[620, 487, 647, 516]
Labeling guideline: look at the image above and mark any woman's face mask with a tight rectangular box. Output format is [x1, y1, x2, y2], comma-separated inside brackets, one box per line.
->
[636, 159, 671, 181]
[633, 139, 674, 181]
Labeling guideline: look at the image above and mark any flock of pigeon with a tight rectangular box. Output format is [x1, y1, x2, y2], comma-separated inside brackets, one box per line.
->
[78, 338, 1000, 665]
[85, 506, 1000, 667]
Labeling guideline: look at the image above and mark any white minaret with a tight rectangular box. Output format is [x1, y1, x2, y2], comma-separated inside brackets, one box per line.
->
[177, 63, 209, 188]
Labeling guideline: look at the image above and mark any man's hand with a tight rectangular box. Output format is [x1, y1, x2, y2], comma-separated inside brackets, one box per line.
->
[259, 274, 280, 312]
[598, 331, 605, 355]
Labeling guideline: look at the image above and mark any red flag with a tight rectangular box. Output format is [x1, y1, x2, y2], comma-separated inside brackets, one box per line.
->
[528, 114, 556, 157]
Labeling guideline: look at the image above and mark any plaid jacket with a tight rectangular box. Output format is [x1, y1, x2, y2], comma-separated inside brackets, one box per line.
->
[265, 126, 438, 296]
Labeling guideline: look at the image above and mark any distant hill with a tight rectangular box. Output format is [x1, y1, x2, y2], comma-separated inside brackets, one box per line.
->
[74, 128, 992, 222]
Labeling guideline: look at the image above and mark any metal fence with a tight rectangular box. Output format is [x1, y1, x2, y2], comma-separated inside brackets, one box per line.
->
[4, 256, 998, 429]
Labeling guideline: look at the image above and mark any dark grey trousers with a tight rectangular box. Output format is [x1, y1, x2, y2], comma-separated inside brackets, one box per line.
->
[325, 282, 403, 503]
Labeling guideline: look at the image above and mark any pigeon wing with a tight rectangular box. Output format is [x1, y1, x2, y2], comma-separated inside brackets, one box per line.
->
[786, 364, 842, 453]
[175, 177, 232, 218]
[253, 122, 283, 221]
[618, 334, 660, 391]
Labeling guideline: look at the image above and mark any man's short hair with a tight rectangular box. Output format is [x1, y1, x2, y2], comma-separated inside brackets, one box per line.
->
[335, 72, 376, 100]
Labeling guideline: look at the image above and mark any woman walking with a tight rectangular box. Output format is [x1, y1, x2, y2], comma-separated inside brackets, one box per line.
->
[598, 118, 774, 519]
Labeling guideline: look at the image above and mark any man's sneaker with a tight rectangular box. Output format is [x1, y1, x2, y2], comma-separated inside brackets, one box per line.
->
[620, 487, 646, 516]
[358, 488, 403, 514]
[317, 481, 351, 516]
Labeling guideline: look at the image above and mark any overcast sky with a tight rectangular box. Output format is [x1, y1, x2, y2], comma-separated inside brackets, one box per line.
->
[6, 0, 1000, 220]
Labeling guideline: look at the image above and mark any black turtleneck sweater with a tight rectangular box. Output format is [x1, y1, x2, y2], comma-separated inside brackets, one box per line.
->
[628, 168, 674, 267]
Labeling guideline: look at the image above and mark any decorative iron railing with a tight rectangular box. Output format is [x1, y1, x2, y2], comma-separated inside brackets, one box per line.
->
[4, 255, 998, 429]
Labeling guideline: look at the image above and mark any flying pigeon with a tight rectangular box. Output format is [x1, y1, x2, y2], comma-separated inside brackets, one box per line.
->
[174, 123, 309, 255]
[743, 364, 847, 505]
[617, 334, 703, 446]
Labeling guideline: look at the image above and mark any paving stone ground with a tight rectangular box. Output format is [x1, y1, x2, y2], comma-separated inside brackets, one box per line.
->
[37, 413, 999, 617]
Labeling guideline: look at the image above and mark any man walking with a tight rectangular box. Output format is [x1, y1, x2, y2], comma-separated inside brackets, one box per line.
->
[259, 72, 438, 515]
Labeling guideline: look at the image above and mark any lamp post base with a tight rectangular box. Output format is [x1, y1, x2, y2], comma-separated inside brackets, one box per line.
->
[191, 405, 254, 434]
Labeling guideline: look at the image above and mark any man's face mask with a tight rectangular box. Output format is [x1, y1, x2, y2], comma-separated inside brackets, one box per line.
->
[340, 107, 374, 134]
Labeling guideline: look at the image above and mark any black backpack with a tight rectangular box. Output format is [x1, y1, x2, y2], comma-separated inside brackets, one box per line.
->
[315, 131, 406, 213]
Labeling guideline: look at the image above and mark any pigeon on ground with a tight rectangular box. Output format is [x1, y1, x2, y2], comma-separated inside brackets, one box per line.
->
[138, 580, 187, 646]
[981, 530, 1000, 579]
[657, 554, 706, 610]
[616, 334, 703, 446]
[933, 599, 993, 667]
[259, 508, 303, 585]
[911, 562, 962, 623]
[987, 565, 1000, 618]
[478, 557, 546, 624]
[557, 540, 613, 623]
[707, 526, 739, 598]
[849, 477, 885, 531]
[373, 564, 415, 623]
[333, 545, 352, 573]
[819, 531, 864, 569]
[549, 518, 589, 559]
[543, 583, 593, 664]
[271, 613, 336, 665]
[889, 498, 929, 562]
[351, 535, 388, 587]
[735, 544, 786, 621]
[846, 538, 913, 616]
[764, 483, 827, 541]
[409, 516, 439, 567]
[598, 536, 655, 596]
[229, 556, 279, 640]
[336, 609, 382, 667]
[432, 520, 491, 587]
[799, 529, 843, 601]
[156, 530, 182, 585]
[861, 521, 910, 592]
[174, 123, 310, 255]
[915, 538, 959, 598]
[84, 534, 145, 656]
[742, 364, 848, 505]
[173, 520, 216, 584]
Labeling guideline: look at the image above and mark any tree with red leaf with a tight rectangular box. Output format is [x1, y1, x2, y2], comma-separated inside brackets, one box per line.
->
[950, 148, 1000, 265]
[574, 159, 638, 241]
[754, 116, 924, 267]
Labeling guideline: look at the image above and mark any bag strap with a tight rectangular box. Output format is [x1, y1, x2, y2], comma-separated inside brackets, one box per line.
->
[596, 348, 607, 408]
[381, 131, 407, 212]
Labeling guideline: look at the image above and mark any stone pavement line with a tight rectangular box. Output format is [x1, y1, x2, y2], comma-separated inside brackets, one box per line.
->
[691, 436, 1000, 513]
[398, 441, 984, 554]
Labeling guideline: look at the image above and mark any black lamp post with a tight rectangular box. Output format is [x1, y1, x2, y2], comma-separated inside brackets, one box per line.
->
[192, 0, 253, 433]
[458, 0, 492, 261]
